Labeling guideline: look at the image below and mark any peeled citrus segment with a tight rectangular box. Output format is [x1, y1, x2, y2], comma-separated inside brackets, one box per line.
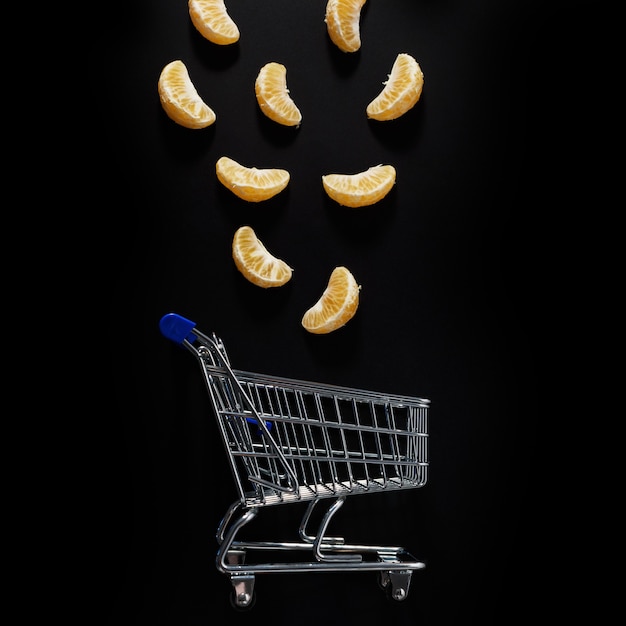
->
[325, 0, 367, 53]
[188, 0, 240, 45]
[232, 226, 293, 288]
[158, 60, 216, 129]
[322, 164, 396, 208]
[216, 156, 290, 202]
[255, 62, 302, 127]
[366, 53, 424, 121]
[302, 266, 361, 334]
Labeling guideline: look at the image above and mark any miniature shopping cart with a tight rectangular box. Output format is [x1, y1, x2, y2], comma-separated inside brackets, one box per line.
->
[160, 313, 429, 608]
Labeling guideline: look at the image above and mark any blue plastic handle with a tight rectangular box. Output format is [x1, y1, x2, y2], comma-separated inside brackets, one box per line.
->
[159, 313, 197, 345]
[161, 313, 273, 432]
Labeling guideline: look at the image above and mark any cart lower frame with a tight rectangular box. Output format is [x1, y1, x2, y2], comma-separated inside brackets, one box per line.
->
[216, 496, 425, 608]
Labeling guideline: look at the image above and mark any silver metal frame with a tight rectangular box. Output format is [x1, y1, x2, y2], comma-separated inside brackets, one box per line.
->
[162, 314, 429, 608]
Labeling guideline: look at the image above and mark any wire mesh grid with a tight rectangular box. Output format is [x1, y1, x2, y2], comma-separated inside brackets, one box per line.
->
[203, 364, 429, 508]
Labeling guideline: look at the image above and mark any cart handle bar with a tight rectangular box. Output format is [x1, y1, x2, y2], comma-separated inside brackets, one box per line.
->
[159, 313, 298, 494]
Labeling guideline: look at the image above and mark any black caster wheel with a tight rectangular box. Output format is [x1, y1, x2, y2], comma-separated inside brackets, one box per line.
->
[230, 589, 257, 611]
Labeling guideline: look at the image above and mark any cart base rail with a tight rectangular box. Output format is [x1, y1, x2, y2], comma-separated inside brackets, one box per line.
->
[224, 545, 423, 608]
[215, 495, 425, 608]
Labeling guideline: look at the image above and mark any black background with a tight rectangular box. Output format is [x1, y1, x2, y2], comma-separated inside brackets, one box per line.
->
[81, 1, 593, 624]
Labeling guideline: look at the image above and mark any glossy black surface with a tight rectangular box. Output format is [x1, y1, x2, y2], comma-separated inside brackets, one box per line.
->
[84, 1, 584, 624]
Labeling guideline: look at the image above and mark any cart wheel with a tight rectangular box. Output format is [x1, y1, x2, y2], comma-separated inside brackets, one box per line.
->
[228, 573, 256, 610]
[378, 571, 390, 591]
[378, 570, 411, 602]
[229, 588, 256, 611]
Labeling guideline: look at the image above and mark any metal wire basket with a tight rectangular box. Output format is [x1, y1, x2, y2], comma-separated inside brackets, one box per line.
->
[160, 313, 430, 608]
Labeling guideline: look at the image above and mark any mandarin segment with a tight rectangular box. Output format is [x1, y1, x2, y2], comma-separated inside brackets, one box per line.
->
[301, 266, 361, 334]
[322, 164, 396, 208]
[325, 0, 367, 53]
[216, 156, 290, 202]
[232, 226, 293, 288]
[366, 53, 424, 121]
[188, 0, 240, 45]
[255, 62, 302, 127]
[157, 60, 216, 129]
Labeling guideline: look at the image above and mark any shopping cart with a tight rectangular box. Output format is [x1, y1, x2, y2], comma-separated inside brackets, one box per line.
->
[160, 313, 429, 608]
